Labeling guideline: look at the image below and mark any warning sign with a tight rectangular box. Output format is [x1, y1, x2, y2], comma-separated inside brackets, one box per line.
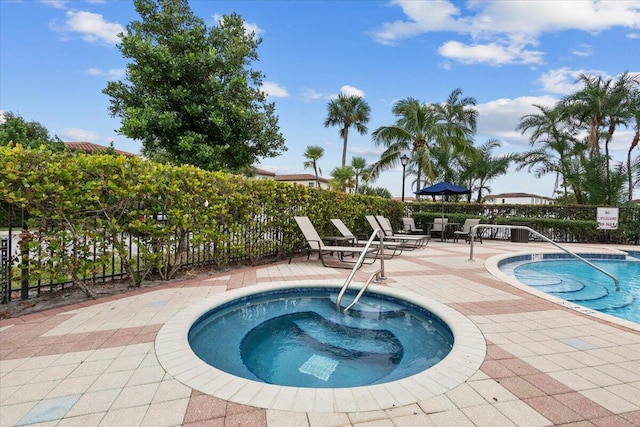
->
[596, 207, 619, 230]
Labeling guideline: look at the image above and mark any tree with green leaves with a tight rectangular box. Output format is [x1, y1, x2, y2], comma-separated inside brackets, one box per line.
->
[459, 139, 513, 203]
[303, 145, 324, 188]
[330, 166, 355, 192]
[103, 0, 285, 172]
[324, 94, 370, 167]
[516, 103, 579, 204]
[0, 111, 65, 151]
[350, 156, 369, 193]
[370, 98, 440, 193]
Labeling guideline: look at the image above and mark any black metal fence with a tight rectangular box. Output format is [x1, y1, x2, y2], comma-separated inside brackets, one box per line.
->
[2, 201, 638, 304]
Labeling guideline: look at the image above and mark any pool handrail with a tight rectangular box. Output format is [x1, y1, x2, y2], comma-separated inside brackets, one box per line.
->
[336, 228, 386, 312]
[468, 224, 620, 292]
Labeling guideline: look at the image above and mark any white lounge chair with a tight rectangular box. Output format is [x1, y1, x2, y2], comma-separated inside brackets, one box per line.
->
[429, 218, 448, 240]
[366, 215, 429, 249]
[331, 218, 405, 257]
[293, 216, 380, 267]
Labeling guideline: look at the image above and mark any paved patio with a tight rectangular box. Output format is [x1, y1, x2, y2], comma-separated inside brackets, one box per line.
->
[1, 239, 639, 426]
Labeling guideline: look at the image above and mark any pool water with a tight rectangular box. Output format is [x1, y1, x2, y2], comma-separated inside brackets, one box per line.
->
[188, 288, 453, 388]
[511, 258, 640, 324]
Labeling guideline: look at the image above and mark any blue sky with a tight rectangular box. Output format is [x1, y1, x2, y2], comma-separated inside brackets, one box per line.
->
[1, 0, 639, 198]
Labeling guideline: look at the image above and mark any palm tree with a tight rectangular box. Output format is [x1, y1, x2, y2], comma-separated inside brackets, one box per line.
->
[324, 94, 371, 167]
[459, 139, 513, 203]
[516, 103, 578, 205]
[625, 85, 640, 203]
[370, 98, 443, 193]
[350, 156, 369, 193]
[303, 145, 324, 188]
[329, 166, 355, 192]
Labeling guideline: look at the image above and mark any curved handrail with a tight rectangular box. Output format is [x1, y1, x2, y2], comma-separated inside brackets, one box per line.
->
[335, 228, 385, 312]
[469, 224, 620, 292]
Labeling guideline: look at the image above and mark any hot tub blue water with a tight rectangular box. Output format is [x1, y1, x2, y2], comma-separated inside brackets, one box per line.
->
[501, 255, 639, 324]
[188, 288, 453, 388]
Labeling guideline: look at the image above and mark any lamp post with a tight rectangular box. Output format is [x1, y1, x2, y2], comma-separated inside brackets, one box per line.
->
[400, 154, 409, 202]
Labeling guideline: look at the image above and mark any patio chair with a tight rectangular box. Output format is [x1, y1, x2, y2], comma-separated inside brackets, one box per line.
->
[330, 218, 405, 257]
[402, 217, 424, 234]
[453, 218, 483, 244]
[429, 218, 448, 240]
[366, 215, 429, 249]
[292, 216, 380, 268]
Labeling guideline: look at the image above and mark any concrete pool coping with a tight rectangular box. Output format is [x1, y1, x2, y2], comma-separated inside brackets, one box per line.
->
[155, 280, 486, 413]
[485, 249, 640, 333]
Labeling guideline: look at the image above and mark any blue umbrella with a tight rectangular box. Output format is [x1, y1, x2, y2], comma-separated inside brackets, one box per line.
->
[414, 181, 471, 196]
[414, 181, 471, 223]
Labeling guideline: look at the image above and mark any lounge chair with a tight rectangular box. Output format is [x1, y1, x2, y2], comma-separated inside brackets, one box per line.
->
[293, 216, 380, 267]
[453, 218, 483, 243]
[366, 215, 429, 249]
[429, 218, 448, 240]
[330, 218, 405, 257]
[402, 217, 424, 234]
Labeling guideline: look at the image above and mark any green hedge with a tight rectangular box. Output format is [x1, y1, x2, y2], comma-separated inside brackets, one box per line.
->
[0, 145, 402, 294]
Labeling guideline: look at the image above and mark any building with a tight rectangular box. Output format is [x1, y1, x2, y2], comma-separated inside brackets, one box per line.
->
[485, 192, 554, 205]
[274, 173, 332, 190]
[251, 168, 277, 179]
[65, 142, 136, 157]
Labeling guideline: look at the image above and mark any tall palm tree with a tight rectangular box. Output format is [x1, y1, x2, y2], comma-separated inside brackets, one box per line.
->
[370, 98, 443, 193]
[516, 103, 578, 205]
[350, 156, 369, 193]
[627, 88, 640, 203]
[459, 139, 513, 203]
[324, 94, 371, 167]
[303, 145, 324, 188]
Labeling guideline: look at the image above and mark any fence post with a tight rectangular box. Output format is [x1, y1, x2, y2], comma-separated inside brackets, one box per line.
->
[19, 229, 31, 301]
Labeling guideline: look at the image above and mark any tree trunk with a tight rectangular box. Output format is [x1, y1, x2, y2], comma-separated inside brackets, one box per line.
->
[628, 132, 639, 203]
[341, 127, 349, 167]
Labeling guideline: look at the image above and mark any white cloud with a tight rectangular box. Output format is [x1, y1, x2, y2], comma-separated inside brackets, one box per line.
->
[0, 110, 6, 124]
[340, 85, 366, 97]
[61, 128, 99, 141]
[39, 0, 68, 9]
[571, 43, 592, 57]
[437, 41, 543, 65]
[372, 0, 640, 66]
[62, 10, 124, 45]
[87, 67, 125, 80]
[628, 33, 640, 39]
[536, 67, 611, 95]
[261, 81, 288, 98]
[302, 88, 324, 101]
[476, 95, 559, 147]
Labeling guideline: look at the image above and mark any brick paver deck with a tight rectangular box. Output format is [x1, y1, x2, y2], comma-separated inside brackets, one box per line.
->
[1, 240, 639, 426]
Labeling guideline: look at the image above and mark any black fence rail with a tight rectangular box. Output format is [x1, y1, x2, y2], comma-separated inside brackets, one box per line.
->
[1, 206, 293, 304]
[2, 201, 638, 303]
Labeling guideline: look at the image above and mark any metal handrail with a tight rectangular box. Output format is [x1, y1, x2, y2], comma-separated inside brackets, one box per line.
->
[335, 229, 386, 312]
[469, 224, 620, 292]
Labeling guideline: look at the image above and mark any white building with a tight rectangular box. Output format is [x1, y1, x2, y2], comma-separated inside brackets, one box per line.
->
[274, 173, 332, 190]
[485, 192, 554, 205]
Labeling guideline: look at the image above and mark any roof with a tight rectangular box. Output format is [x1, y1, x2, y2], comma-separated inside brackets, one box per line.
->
[65, 142, 137, 157]
[253, 168, 276, 177]
[274, 174, 331, 183]
[485, 192, 554, 201]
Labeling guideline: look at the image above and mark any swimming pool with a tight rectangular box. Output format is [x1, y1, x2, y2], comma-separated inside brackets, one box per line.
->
[155, 281, 485, 412]
[499, 253, 640, 324]
[188, 288, 453, 388]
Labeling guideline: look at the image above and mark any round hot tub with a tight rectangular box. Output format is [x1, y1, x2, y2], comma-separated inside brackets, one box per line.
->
[188, 288, 453, 388]
[155, 282, 485, 412]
